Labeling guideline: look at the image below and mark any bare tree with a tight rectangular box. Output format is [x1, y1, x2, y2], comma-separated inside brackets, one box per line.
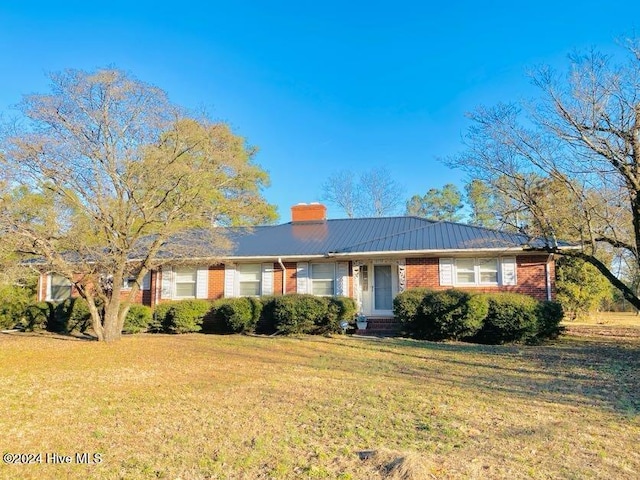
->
[448, 39, 640, 309]
[320, 170, 360, 218]
[0, 68, 276, 341]
[321, 167, 403, 217]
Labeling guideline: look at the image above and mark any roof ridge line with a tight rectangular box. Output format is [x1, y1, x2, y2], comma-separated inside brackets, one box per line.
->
[334, 219, 446, 253]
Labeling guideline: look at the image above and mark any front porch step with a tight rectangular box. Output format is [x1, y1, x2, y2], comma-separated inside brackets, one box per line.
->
[356, 317, 402, 336]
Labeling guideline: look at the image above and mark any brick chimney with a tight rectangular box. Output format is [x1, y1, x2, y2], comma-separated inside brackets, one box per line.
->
[291, 202, 327, 223]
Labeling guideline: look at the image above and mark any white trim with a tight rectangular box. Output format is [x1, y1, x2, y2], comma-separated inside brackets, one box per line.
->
[439, 258, 454, 286]
[335, 262, 349, 296]
[296, 262, 309, 294]
[262, 263, 274, 296]
[224, 264, 236, 298]
[196, 267, 209, 299]
[161, 266, 174, 300]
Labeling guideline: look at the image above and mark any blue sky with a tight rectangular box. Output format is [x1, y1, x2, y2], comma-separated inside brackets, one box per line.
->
[1, 1, 639, 221]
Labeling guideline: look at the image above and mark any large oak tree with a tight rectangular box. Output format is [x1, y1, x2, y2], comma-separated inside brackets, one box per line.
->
[0, 68, 276, 341]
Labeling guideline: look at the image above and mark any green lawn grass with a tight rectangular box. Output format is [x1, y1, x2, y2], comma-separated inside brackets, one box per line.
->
[1, 325, 639, 479]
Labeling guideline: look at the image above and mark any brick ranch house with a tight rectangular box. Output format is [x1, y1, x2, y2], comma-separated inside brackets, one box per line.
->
[38, 203, 569, 332]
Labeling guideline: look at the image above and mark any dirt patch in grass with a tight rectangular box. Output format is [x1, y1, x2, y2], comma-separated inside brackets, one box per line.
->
[0, 330, 639, 479]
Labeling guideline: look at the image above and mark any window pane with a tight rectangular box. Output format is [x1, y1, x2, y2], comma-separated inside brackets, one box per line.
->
[50, 274, 72, 301]
[456, 259, 476, 284]
[239, 282, 261, 296]
[312, 280, 334, 296]
[175, 283, 196, 298]
[312, 263, 334, 280]
[478, 258, 498, 284]
[238, 264, 261, 282]
[456, 271, 476, 283]
[175, 268, 196, 283]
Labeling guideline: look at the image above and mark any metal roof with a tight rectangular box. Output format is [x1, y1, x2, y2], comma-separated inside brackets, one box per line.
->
[220, 216, 563, 258]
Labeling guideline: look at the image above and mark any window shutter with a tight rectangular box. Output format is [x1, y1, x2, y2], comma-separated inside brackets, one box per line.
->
[261, 263, 274, 296]
[297, 262, 309, 294]
[45, 273, 52, 301]
[196, 267, 209, 299]
[501, 257, 517, 285]
[335, 262, 349, 296]
[161, 267, 174, 300]
[224, 264, 236, 298]
[439, 258, 454, 286]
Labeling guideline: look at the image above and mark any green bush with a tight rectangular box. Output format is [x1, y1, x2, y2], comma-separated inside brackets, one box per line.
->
[322, 296, 358, 334]
[272, 294, 329, 335]
[160, 299, 212, 334]
[213, 297, 256, 333]
[22, 302, 54, 331]
[535, 300, 565, 340]
[0, 284, 33, 330]
[151, 302, 175, 332]
[475, 293, 539, 344]
[256, 296, 278, 334]
[393, 288, 433, 324]
[123, 304, 153, 334]
[45, 298, 93, 333]
[415, 289, 488, 340]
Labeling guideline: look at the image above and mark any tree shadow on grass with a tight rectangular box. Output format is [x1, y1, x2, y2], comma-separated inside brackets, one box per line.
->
[309, 334, 640, 415]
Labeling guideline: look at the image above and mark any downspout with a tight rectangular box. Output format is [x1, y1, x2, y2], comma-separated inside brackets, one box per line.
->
[545, 254, 554, 301]
[277, 258, 286, 295]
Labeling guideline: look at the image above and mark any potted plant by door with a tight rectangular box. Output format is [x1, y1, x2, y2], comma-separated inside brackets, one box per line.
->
[356, 314, 368, 330]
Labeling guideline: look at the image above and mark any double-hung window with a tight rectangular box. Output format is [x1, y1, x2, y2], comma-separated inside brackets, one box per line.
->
[455, 258, 477, 284]
[49, 273, 72, 301]
[175, 267, 197, 299]
[311, 263, 335, 296]
[478, 258, 499, 284]
[237, 264, 261, 296]
[454, 258, 499, 286]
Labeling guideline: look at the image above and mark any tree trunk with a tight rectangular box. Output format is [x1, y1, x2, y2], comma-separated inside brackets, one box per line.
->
[101, 298, 122, 342]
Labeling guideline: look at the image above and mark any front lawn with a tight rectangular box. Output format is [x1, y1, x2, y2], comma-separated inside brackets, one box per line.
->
[0, 326, 638, 479]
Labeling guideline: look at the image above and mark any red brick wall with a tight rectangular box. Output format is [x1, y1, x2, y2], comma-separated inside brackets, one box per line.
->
[405, 255, 554, 301]
[284, 262, 297, 294]
[208, 265, 225, 300]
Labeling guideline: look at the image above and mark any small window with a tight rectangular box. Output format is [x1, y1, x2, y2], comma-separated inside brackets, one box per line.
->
[311, 263, 335, 296]
[50, 273, 72, 301]
[455, 258, 476, 284]
[237, 264, 261, 296]
[122, 273, 150, 290]
[175, 267, 197, 298]
[478, 258, 499, 284]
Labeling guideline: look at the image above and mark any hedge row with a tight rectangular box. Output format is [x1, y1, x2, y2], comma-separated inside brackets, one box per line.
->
[5, 294, 358, 336]
[394, 289, 564, 344]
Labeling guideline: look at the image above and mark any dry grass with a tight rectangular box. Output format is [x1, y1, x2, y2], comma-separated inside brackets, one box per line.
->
[0, 327, 639, 479]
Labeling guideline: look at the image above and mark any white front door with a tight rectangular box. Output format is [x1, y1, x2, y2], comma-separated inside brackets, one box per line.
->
[360, 263, 397, 316]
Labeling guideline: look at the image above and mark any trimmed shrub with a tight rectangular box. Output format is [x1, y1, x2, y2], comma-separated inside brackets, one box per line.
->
[0, 284, 33, 330]
[151, 302, 175, 332]
[123, 304, 153, 334]
[214, 297, 256, 333]
[393, 288, 432, 327]
[22, 302, 54, 331]
[256, 296, 278, 334]
[322, 296, 358, 334]
[475, 293, 539, 344]
[161, 299, 212, 334]
[46, 298, 93, 333]
[415, 289, 488, 340]
[272, 294, 328, 335]
[535, 300, 565, 340]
